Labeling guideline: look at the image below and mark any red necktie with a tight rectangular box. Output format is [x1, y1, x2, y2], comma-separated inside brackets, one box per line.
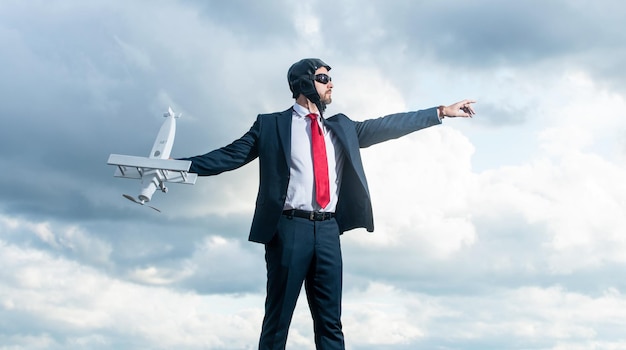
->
[307, 113, 330, 208]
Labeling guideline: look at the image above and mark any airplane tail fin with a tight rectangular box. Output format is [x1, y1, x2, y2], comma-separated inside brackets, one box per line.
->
[164, 106, 182, 118]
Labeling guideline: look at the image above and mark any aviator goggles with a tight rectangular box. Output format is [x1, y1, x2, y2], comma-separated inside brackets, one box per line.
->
[314, 73, 332, 84]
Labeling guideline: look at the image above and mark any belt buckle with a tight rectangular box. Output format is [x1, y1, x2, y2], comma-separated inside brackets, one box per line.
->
[309, 211, 316, 221]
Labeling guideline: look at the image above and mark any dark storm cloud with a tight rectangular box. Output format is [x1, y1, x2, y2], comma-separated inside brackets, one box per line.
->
[0, 1, 280, 226]
[182, 0, 298, 44]
[320, 0, 626, 91]
[333, 0, 626, 63]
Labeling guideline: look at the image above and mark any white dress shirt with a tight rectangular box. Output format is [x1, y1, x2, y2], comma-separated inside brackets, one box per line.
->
[283, 103, 345, 212]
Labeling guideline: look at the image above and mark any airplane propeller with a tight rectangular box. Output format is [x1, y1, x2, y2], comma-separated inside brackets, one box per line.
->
[122, 194, 161, 212]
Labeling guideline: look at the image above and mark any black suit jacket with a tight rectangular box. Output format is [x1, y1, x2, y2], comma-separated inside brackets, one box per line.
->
[182, 107, 441, 243]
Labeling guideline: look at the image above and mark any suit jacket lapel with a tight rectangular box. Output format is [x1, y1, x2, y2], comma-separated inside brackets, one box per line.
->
[324, 116, 353, 164]
[325, 115, 370, 192]
[276, 108, 293, 168]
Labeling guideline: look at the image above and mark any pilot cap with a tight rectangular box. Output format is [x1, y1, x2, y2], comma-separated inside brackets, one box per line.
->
[287, 58, 331, 99]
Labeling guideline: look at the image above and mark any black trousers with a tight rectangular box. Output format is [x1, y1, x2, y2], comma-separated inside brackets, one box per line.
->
[258, 215, 345, 350]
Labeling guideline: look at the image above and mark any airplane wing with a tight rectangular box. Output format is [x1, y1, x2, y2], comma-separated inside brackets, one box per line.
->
[107, 154, 197, 184]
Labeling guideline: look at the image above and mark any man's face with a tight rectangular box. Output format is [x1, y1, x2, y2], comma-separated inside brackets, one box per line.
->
[314, 67, 333, 105]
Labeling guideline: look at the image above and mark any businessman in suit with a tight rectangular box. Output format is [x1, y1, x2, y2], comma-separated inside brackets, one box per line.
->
[179, 58, 475, 350]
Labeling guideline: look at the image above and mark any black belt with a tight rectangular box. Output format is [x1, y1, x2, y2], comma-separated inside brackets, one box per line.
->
[282, 209, 335, 221]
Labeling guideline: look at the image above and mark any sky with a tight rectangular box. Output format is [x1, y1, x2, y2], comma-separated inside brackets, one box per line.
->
[1, 0, 626, 349]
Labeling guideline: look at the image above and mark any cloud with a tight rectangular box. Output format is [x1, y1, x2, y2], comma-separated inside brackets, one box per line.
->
[0, 237, 267, 349]
[2, 0, 626, 348]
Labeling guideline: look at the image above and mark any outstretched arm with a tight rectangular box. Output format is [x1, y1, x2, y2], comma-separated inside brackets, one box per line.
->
[353, 99, 476, 148]
[177, 118, 260, 176]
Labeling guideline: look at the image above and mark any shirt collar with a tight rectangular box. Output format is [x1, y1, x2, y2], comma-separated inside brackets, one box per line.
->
[292, 103, 320, 119]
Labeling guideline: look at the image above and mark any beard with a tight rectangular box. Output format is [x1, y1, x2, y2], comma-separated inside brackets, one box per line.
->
[308, 90, 332, 115]
[321, 91, 332, 105]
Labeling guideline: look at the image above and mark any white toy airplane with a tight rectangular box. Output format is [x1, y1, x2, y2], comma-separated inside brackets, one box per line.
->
[107, 107, 196, 212]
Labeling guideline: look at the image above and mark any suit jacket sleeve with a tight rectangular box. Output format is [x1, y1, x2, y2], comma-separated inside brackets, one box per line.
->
[178, 117, 261, 176]
[354, 107, 441, 148]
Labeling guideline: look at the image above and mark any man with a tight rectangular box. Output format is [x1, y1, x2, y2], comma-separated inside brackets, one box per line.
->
[179, 58, 475, 349]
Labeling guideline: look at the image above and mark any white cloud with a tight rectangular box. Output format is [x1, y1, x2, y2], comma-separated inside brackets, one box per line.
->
[475, 152, 626, 274]
[342, 282, 626, 348]
[347, 125, 477, 260]
[3, 231, 626, 349]
[343, 283, 426, 346]
[0, 237, 265, 349]
[1, 216, 113, 267]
